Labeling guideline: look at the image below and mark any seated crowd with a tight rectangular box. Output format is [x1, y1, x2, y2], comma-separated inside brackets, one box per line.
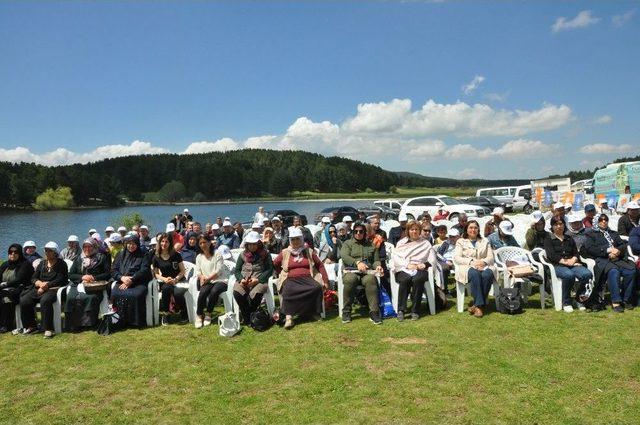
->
[1, 200, 639, 338]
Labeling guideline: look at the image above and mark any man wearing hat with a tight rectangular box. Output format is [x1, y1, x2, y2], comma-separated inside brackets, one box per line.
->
[22, 241, 42, 265]
[484, 207, 505, 237]
[104, 226, 115, 240]
[218, 220, 240, 249]
[60, 235, 81, 262]
[342, 215, 354, 235]
[582, 204, 597, 228]
[283, 216, 313, 248]
[487, 220, 519, 250]
[117, 226, 127, 238]
[389, 213, 408, 246]
[138, 225, 151, 247]
[618, 201, 639, 237]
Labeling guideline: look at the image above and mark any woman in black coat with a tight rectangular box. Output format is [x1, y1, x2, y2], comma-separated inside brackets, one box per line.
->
[110, 235, 151, 327]
[583, 214, 636, 312]
[0, 244, 34, 332]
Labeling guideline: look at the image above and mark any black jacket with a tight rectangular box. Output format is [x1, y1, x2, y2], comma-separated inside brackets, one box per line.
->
[0, 258, 33, 289]
[543, 233, 579, 265]
[583, 227, 634, 285]
[388, 226, 405, 247]
[617, 214, 639, 237]
[69, 253, 112, 284]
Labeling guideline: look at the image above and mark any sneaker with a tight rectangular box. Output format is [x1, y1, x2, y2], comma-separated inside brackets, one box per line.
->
[563, 305, 574, 313]
[203, 314, 212, 326]
[576, 302, 586, 311]
[410, 313, 420, 321]
[369, 311, 382, 325]
[161, 315, 169, 326]
[194, 316, 203, 329]
[341, 311, 352, 324]
[624, 302, 635, 311]
[43, 330, 54, 339]
[613, 304, 625, 313]
[284, 317, 294, 330]
[11, 328, 22, 336]
[397, 311, 404, 322]
[22, 327, 38, 335]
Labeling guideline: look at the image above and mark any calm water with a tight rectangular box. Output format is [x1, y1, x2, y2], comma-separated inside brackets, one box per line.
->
[0, 200, 374, 255]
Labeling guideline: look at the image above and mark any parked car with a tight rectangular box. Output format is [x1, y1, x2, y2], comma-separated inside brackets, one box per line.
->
[373, 199, 403, 213]
[475, 185, 534, 212]
[269, 209, 307, 227]
[400, 195, 487, 221]
[315, 206, 360, 224]
[358, 205, 399, 220]
[464, 196, 513, 213]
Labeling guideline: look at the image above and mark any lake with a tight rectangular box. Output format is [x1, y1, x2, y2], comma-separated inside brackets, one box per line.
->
[0, 200, 375, 253]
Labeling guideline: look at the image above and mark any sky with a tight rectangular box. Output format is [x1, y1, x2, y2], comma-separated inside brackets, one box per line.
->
[0, 1, 639, 179]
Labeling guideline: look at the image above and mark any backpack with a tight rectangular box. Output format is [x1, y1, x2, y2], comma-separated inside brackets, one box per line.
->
[497, 285, 523, 314]
[249, 307, 273, 332]
[218, 311, 241, 337]
[96, 311, 122, 336]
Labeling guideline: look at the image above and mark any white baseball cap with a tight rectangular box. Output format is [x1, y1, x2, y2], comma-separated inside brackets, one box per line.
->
[271, 216, 281, 222]
[492, 207, 504, 216]
[149, 237, 157, 246]
[217, 244, 232, 260]
[447, 228, 460, 237]
[23, 240, 36, 248]
[244, 231, 261, 244]
[105, 226, 115, 232]
[498, 221, 514, 235]
[398, 213, 408, 222]
[251, 222, 261, 229]
[67, 235, 79, 242]
[44, 241, 59, 252]
[553, 202, 564, 210]
[222, 220, 232, 227]
[567, 214, 581, 223]
[88, 228, 97, 234]
[140, 225, 149, 230]
[289, 227, 303, 239]
[91, 232, 102, 241]
[262, 217, 270, 224]
[110, 234, 123, 243]
[321, 216, 331, 224]
[342, 215, 353, 223]
[211, 223, 220, 230]
[184, 208, 189, 213]
[530, 210, 544, 225]
[117, 226, 127, 232]
[224, 216, 230, 221]
[626, 201, 639, 210]
[166, 223, 176, 232]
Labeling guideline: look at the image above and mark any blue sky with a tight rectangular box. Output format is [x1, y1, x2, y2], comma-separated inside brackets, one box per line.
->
[0, 1, 638, 179]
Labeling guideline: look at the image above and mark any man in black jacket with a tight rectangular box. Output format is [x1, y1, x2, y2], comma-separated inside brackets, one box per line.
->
[583, 214, 636, 311]
[388, 213, 408, 246]
[618, 201, 639, 237]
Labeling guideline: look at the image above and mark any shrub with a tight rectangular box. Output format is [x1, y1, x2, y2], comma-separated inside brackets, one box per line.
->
[114, 212, 146, 230]
[34, 186, 74, 210]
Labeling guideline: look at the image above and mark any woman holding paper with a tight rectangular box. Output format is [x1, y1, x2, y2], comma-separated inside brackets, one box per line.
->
[390, 220, 437, 321]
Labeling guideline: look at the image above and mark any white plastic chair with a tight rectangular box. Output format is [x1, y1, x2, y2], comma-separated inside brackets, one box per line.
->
[537, 251, 567, 312]
[186, 259, 238, 327]
[455, 272, 500, 313]
[14, 287, 64, 334]
[179, 261, 196, 323]
[494, 246, 546, 309]
[337, 259, 381, 317]
[386, 242, 436, 316]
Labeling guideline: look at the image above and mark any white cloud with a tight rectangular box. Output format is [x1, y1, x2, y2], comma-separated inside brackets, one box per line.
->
[580, 160, 604, 168]
[552, 10, 600, 33]
[462, 75, 485, 95]
[593, 115, 613, 125]
[244, 135, 278, 149]
[458, 168, 479, 179]
[407, 140, 447, 160]
[612, 9, 635, 27]
[183, 138, 239, 154]
[484, 92, 509, 103]
[445, 144, 495, 159]
[579, 143, 636, 155]
[342, 99, 412, 133]
[444, 139, 558, 160]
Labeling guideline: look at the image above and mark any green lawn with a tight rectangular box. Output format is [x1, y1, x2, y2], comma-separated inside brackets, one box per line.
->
[1, 294, 639, 424]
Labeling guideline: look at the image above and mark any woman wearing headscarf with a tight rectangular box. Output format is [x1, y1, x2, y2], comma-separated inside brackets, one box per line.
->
[0, 244, 33, 333]
[233, 231, 274, 324]
[390, 220, 437, 321]
[194, 236, 231, 329]
[110, 234, 151, 328]
[273, 227, 329, 329]
[318, 224, 338, 263]
[19, 241, 68, 338]
[180, 231, 199, 263]
[525, 211, 549, 251]
[261, 227, 282, 255]
[60, 235, 81, 262]
[65, 238, 111, 331]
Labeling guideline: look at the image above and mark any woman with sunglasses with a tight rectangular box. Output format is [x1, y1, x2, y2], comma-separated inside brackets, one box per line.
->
[543, 217, 592, 313]
[233, 231, 274, 325]
[194, 236, 231, 329]
[0, 244, 34, 333]
[453, 220, 497, 318]
[19, 241, 68, 338]
[274, 227, 329, 329]
[583, 214, 636, 312]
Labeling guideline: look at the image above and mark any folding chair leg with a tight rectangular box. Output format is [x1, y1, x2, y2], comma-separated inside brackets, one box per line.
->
[456, 281, 466, 313]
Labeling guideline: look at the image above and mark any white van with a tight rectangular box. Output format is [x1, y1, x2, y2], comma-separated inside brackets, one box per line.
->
[476, 185, 534, 212]
[373, 199, 403, 212]
[400, 195, 487, 221]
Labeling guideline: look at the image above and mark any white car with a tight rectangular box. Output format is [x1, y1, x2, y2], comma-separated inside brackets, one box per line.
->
[400, 195, 488, 221]
[373, 199, 403, 212]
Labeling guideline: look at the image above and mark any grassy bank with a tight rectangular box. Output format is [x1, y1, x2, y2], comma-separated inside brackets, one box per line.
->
[1, 293, 639, 424]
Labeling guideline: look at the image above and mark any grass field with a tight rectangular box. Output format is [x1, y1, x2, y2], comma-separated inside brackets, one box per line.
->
[1, 293, 639, 424]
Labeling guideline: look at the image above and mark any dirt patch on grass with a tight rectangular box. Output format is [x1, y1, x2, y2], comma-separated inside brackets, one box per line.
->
[338, 336, 361, 347]
[382, 337, 427, 345]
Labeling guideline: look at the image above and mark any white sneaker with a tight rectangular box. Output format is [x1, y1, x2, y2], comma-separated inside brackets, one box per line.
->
[194, 316, 203, 329]
[576, 302, 586, 311]
[563, 305, 574, 313]
[161, 315, 169, 326]
[43, 330, 55, 339]
[203, 315, 212, 326]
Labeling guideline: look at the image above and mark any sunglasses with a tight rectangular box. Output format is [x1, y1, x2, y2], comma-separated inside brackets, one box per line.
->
[329, 230, 336, 234]
[8, 250, 19, 254]
[598, 217, 609, 222]
[44, 248, 55, 253]
[353, 229, 365, 234]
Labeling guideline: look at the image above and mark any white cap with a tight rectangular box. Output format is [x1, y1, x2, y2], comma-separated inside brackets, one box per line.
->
[224, 216, 231, 221]
[335, 223, 348, 231]
[105, 226, 115, 232]
[530, 210, 544, 225]
[44, 241, 59, 252]
[321, 216, 331, 224]
[626, 201, 639, 210]
[127, 231, 137, 237]
[244, 231, 261, 244]
[492, 207, 504, 216]
[447, 228, 460, 237]
[223, 220, 232, 227]
[117, 226, 127, 232]
[23, 240, 36, 248]
[251, 222, 261, 229]
[398, 213, 408, 222]
[567, 214, 581, 223]
[264, 227, 274, 233]
[262, 217, 270, 224]
[110, 234, 123, 243]
[553, 202, 564, 210]
[91, 232, 102, 241]
[217, 244, 232, 260]
[564, 202, 572, 209]
[599, 198, 608, 205]
[184, 208, 189, 213]
[271, 216, 281, 222]
[166, 223, 176, 233]
[149, 237, 157, 246]
[140, 225, 149, 230]
[499, 221, 514, 235]
[211, 224, 220, 230]
[67, 235, 79, 242]
[289, 227, 303, 239]
[342, 215, 353, 223]
[88, 228, 97, 234]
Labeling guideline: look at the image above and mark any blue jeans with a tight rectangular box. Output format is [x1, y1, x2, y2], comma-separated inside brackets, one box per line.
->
[607, 267, 636, 304]
[468, 268, 494, 307]
[554, 265, 592, 306]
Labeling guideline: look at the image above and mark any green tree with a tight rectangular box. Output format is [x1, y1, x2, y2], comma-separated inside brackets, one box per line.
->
[34, 186, 75, 210]
[114, 212, 146, 230]
[157, 180, 186, 202]
[269, 169, 293, 197]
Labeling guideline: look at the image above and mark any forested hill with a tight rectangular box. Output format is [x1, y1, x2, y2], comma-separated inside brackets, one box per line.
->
[0, 149, 526, 208]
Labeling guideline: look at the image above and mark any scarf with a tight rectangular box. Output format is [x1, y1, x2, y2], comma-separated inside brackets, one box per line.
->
[243, 241, 268, 264]
[81, 238, 100, 270]
[324, 226, 335, 249]
[391, 237, 435, 272]
[599, 227, 614, 248]
[5, 243, 26, 269]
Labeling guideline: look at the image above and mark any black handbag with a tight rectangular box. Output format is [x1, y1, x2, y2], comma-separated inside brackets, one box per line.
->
[249, 307, 273, 332]
[96, 311, 121, 336]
